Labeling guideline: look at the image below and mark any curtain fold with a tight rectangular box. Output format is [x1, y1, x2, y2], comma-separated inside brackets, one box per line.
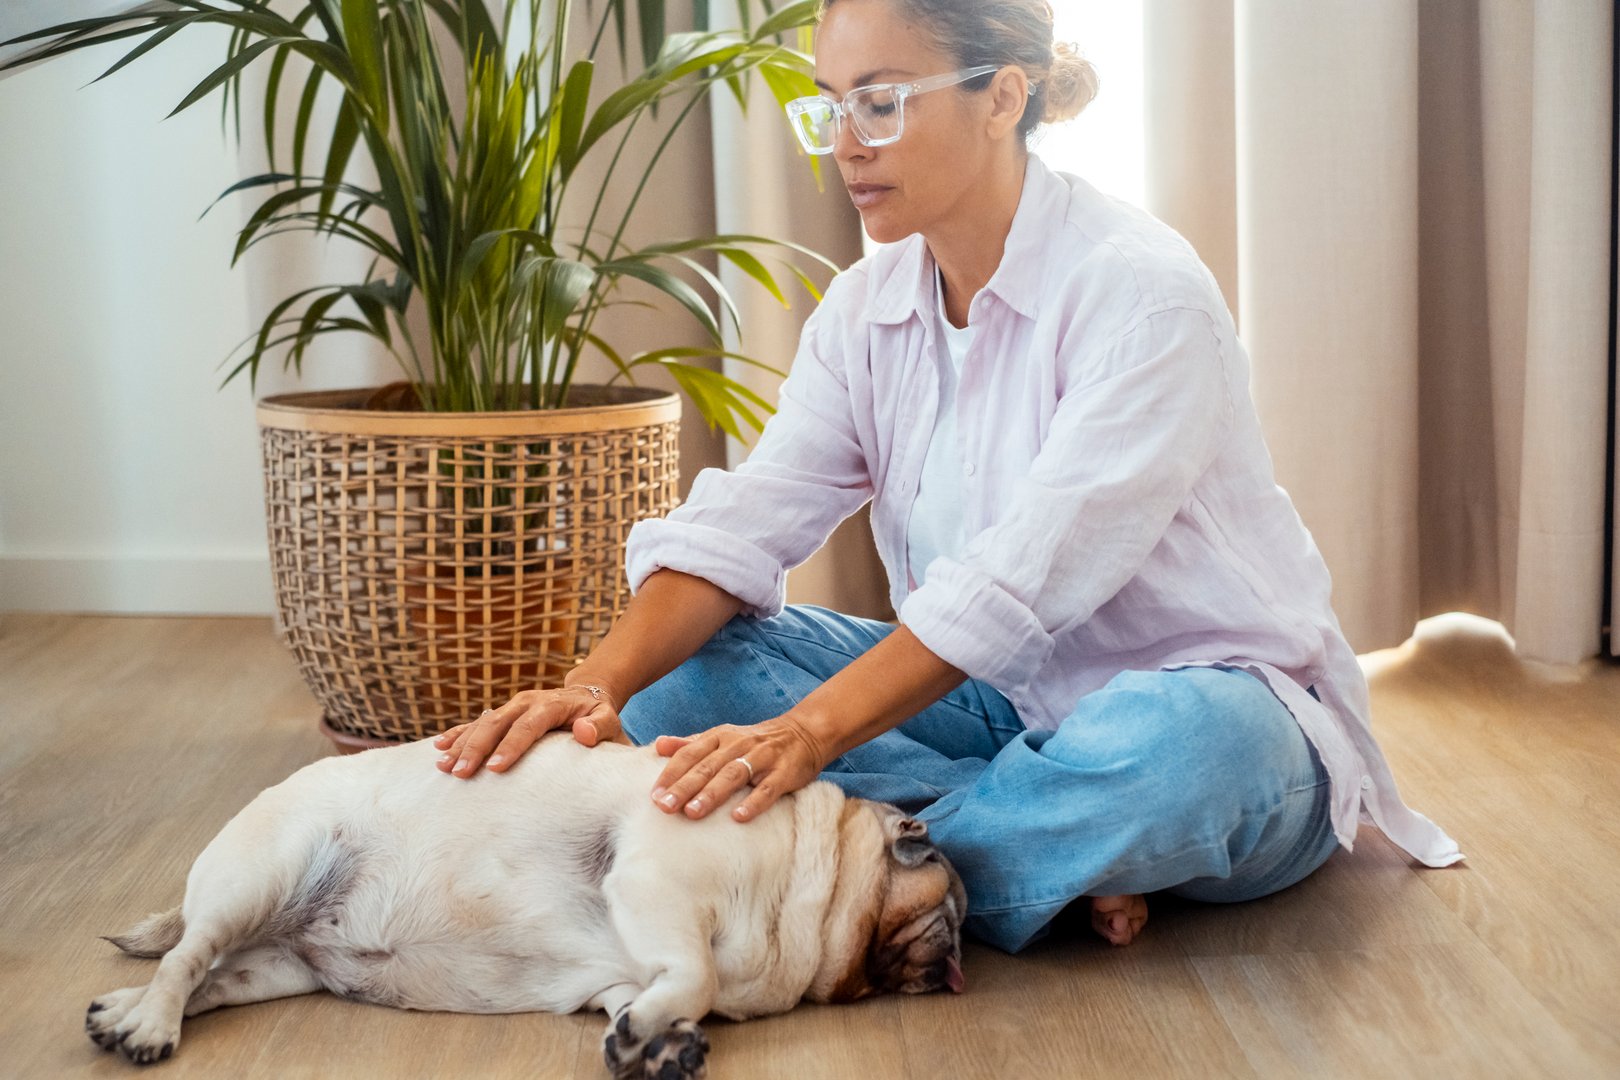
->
[1145, 0, 1615, 663]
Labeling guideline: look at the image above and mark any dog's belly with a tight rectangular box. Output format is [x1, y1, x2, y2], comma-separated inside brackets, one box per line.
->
[288, 850, 628, 1013]
[260, 737, 649, 1014]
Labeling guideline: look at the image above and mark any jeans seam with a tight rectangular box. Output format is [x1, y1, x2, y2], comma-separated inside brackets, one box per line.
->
[739, 643, 803, 710]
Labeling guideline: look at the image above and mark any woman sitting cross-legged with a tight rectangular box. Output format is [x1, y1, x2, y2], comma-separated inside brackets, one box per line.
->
[432, 0, 1463, 954]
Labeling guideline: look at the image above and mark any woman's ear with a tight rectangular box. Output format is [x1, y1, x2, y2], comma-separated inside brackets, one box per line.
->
[984, 65, 1032, 139]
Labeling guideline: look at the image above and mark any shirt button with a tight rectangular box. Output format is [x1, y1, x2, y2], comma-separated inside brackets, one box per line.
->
[1361, 776, 1373, 791]
[963, 462, 975, 477]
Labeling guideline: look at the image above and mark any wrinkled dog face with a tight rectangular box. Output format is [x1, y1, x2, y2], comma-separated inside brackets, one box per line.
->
[865, 807, 967, 997]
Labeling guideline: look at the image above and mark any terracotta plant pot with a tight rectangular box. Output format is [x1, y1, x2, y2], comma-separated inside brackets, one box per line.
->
[256, 384, 680, 751]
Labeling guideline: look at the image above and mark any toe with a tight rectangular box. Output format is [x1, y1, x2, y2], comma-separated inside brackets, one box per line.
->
[1090, 894, 1149, 946]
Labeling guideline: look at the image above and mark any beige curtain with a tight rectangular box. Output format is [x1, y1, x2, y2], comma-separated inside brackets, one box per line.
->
[1145, 0, 1615, 663]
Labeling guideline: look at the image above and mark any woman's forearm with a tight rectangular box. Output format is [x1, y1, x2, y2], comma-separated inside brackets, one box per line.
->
[783, 624, 968, 766]
[562, 568, 744, 709]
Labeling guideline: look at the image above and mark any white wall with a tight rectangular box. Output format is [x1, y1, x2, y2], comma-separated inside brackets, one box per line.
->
[0, 29, 384, 615]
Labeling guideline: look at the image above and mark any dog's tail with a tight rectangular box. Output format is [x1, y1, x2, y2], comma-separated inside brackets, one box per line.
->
[101, 905, 184, 957]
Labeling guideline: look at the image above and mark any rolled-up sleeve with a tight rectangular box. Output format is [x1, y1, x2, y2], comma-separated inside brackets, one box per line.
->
[623, 285, 873, 619]
[898, 305, 1235, 692]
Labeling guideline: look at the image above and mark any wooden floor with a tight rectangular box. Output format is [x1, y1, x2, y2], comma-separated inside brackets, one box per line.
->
[2, 611, 1617, 1079]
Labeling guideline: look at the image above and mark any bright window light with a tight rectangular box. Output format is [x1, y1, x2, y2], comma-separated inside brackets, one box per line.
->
[1032, 0, 1146, 209]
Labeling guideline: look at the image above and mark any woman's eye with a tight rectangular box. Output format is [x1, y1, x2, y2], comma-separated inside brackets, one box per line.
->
[867, 101, 897, 117]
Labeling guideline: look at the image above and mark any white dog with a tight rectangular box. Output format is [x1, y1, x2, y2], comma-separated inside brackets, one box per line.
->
[85, 732, 966, 1078]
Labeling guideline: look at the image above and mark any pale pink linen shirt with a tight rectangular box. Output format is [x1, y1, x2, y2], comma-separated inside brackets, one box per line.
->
[624, 153, 1462, 868]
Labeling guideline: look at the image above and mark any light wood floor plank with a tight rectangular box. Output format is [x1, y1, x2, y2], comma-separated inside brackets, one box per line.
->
[1191, 940, 1602, 1079]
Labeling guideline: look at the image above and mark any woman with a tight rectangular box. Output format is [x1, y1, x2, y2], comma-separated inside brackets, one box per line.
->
[432, 0, 1462, 954]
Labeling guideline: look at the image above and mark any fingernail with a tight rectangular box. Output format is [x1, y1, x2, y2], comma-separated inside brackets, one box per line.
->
[659, 793, 678, 809]
[487, 755, 504, 768]
[734, 806, 750, 821]
[686, 797, 704, 813]
[438, 753, 452, 764]
[454, 759, 471, 773]
[651, 787, 666, 800]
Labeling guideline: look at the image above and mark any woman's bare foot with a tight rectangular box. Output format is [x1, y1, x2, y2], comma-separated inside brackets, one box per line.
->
[1090, 894, 1148, 945]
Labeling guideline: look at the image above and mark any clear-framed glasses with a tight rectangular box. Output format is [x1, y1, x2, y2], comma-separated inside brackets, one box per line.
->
[784, 64, 1000, 155]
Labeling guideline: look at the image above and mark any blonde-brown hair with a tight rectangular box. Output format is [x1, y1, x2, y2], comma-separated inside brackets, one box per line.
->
[817, 0, 1099, 139]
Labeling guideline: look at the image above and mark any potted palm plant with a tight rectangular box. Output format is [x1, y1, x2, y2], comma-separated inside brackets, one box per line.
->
[3, 0, 833, 749]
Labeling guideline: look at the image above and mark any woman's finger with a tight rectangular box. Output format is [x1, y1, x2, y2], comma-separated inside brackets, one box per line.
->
[445, 706, 518, 777]
[485, 709, 553, 771]
[434, 723, 476, 772]
[433, 723, 469, 750]
[572, 706, 624, 747]
[651, 736, 731, 813]
[681, 756, 759, 820]
[654, 734, 692, 758]
[650, 732, 721, 802]
[731, 776, 784, 823]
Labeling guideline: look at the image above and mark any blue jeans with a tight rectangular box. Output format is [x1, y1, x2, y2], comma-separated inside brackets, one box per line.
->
[618, 605, 1341, 954]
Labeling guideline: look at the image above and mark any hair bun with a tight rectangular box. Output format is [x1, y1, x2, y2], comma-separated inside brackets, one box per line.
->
[1041, 41, 1099, 124]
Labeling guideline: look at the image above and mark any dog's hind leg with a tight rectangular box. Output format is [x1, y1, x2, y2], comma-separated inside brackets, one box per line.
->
[87, 919, 241, 1064]
[597, 884, 717, 1080]
[185, 945, 323, 1016]
[87, 811, 320, 1064]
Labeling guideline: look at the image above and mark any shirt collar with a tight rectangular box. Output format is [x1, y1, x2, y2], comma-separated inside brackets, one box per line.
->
[869, 153, 1069, 326]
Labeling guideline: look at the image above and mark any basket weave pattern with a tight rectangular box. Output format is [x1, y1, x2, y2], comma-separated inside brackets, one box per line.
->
[258, 386, 679, 744]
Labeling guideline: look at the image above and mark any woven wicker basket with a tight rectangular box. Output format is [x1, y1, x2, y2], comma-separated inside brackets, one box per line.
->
[256, 384, 680, 750]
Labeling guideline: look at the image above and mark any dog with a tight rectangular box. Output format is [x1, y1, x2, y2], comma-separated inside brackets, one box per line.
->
[84, 731, 967, 1077]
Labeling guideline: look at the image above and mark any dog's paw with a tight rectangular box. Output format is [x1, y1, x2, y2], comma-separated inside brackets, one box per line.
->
[603, 1008, 709, 1080]
[640, 1018, 709, 1080]
[86, 987, 179, 1065]
[86, 987, 146, 1052]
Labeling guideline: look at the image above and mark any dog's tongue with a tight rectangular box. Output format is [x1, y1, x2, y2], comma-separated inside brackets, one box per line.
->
[945, 956, 965, 993]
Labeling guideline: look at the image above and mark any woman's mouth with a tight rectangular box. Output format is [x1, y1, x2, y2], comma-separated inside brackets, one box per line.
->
[847, 182, 893, 209]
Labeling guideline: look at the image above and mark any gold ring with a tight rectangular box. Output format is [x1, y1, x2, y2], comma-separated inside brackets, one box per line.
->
[738, 757, 755, 784]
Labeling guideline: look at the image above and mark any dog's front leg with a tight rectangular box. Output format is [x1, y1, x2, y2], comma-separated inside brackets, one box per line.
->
[598, 882, 717, 1080]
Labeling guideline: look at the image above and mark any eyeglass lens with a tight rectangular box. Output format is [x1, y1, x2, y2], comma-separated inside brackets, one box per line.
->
[797, 85, 904, 151]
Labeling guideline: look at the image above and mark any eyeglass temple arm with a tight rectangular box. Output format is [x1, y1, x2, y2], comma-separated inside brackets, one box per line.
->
[899, 64, 1002, 96]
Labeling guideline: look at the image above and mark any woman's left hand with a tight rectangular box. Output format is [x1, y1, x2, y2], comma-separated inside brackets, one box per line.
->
[650, 717, 828, 823]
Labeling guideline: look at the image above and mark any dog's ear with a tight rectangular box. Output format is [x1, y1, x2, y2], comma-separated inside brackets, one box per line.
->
[888, 816, 932, 868]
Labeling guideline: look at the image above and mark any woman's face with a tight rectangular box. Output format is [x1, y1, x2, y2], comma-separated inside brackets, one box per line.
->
[813, 0, 992, 244]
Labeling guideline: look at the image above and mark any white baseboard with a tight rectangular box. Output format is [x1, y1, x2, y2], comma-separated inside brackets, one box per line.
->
[0, 555, 275, 615]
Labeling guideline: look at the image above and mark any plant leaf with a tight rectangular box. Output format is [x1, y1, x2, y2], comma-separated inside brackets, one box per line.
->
[318, 94, 362, 219]
[755, 0, 819, 40]
[340, 0, 388, 129]
[555, 59, 594, 182]
[718, 247, 789, 307]
[599, 259, 723, 344]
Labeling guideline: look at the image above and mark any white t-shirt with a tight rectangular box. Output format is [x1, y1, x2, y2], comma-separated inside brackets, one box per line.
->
[905, 268, 974, 585]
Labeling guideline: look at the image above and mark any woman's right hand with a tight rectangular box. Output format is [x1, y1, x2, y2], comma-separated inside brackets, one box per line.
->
[433, 684, 624, 778]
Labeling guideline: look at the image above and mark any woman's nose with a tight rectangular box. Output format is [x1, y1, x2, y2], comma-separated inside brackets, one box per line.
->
[832, 113, 871, 163]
